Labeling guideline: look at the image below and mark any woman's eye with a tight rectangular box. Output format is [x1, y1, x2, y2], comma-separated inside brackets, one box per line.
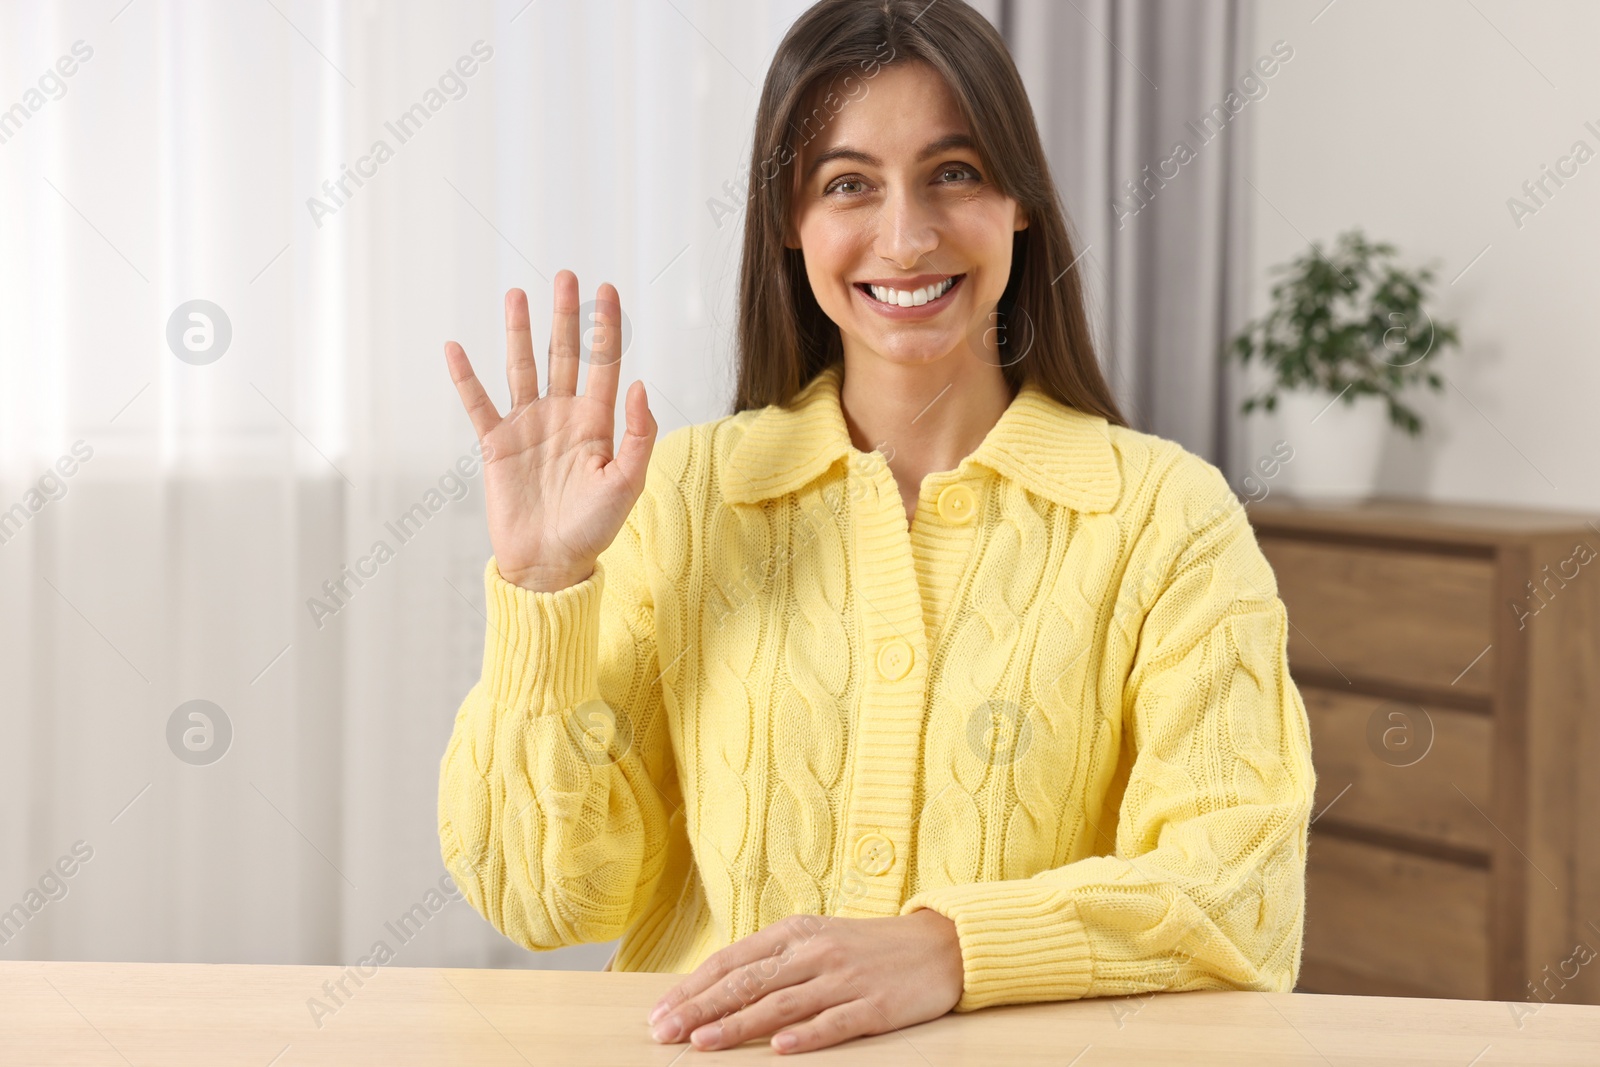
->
[823, 165, 978, 197]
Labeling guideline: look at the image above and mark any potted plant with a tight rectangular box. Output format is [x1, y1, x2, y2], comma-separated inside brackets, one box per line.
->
[1228, 227, 1461, 498]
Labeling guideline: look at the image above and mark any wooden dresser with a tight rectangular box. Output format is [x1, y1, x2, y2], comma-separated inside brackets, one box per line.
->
[1244, 496, 1600, 1006]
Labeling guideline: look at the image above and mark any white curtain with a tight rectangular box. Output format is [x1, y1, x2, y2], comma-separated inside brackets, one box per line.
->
[0, 0, 822, 971]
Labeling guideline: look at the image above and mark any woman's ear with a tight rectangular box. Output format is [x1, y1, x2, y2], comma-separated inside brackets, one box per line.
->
[784, 166, 807, 249]
[784, 216, 803, 250]
[1014, 204, 1030, 232]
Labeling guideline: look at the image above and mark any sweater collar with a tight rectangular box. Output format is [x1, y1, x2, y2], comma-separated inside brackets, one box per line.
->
[722, 363, 1122, 512]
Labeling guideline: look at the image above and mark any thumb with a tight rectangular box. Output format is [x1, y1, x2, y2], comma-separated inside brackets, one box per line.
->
[613, 380, 657, 490]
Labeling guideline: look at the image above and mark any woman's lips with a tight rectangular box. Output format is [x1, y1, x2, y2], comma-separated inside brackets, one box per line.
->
[853, 274, 965, 320]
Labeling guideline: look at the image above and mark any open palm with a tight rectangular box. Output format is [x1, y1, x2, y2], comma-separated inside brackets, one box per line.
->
[444, 271, 656, 592]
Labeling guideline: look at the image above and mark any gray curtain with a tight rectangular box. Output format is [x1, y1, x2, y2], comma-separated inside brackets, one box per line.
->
[1000, 0, 1254, 471]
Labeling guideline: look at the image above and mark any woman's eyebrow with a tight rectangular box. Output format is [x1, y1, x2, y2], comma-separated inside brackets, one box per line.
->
[803, 133, 978, 181]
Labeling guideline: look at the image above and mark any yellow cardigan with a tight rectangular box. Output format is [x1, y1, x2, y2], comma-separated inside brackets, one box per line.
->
[437, 363, 1316, 1012]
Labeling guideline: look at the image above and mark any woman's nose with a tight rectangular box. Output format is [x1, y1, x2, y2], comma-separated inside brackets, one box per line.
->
[873, 189, 941, 268]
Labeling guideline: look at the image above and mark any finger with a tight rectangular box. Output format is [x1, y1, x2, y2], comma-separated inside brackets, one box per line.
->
[612, 381, 656, 491]
[582, 282, 623, 408]
[771, 998, 882, 1054]
[504, 288, 538, 405]
[652, 918, 823, 1039]
[546, 269, 580, 397]
[686, 979, 837, 1052]
[444, 341, 502, 439]
[651, 920, 794, 1024]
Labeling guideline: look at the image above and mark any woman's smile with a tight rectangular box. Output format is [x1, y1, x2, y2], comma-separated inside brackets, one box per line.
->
[853, 273, 967, 320]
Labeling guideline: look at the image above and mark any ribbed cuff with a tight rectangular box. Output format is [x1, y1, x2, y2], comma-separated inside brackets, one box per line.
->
[480, 556, 605, 717]
[900, 881, 1093, 1011]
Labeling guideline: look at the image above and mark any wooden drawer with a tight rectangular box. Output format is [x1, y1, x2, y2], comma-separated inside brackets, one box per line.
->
[1303, 687, 1493, 855]
[1300, 833, 1490, 1000]
[1259, 538, 1497, 696]
[1248, 499, 1600, 1004]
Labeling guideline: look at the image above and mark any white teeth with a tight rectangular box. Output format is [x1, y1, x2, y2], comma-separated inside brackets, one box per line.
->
[868, 276, 957, 306]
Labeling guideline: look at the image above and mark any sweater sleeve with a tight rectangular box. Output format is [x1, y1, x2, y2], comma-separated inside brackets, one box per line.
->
[437, 493, 682, 951]
[898, 456, 1317, 1012]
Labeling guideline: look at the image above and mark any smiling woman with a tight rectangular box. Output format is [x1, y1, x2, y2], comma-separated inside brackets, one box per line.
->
[437, 0, 1315, 1057]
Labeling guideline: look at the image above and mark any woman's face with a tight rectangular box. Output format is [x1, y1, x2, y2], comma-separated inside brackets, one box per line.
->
[786, 60, 1028, 371]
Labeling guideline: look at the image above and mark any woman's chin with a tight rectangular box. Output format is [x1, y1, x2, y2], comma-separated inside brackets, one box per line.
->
[853, 337, 961, 367]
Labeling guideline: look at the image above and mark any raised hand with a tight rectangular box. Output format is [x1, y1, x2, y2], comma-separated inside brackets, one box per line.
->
[444, 271, 656, 592]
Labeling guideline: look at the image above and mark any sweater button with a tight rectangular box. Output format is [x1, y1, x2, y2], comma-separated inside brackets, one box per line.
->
[875, 638, 914, 681]
[854, 832, 895, 876]
[936, 483, 976, 524]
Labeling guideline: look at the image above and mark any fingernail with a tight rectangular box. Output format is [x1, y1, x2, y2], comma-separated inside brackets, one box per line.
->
[651, 1017, 679, 1042]
[648, 1002, 667, 1025]
[775, 1032, 798, 1051]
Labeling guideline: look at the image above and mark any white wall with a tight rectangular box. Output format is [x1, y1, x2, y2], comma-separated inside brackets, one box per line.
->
[1241, 0, 1598, 512]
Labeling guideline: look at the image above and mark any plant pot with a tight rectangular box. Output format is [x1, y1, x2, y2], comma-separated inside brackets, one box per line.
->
[1270, 389, 1390, 499]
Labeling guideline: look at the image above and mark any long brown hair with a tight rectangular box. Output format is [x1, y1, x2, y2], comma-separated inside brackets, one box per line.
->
[732, 0, 1127, 428]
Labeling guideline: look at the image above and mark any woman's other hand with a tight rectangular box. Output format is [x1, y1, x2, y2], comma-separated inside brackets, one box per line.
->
[646, 909, 965, 1054]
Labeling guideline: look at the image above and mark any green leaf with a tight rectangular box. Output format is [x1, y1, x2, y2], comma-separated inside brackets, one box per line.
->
[1220, 225, 1460, 440]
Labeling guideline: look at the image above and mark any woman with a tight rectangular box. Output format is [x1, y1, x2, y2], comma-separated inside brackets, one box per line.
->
[438, 0, 1315, 1055]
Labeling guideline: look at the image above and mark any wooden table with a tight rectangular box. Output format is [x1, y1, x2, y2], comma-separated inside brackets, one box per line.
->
[4, 961, 1599, 1064]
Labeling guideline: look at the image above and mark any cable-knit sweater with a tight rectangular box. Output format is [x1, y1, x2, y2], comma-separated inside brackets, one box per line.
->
[437, 362, 1316, 1012]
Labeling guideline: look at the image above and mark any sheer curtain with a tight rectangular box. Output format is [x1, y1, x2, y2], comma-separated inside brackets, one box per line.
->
[0, 0, 817, 971]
